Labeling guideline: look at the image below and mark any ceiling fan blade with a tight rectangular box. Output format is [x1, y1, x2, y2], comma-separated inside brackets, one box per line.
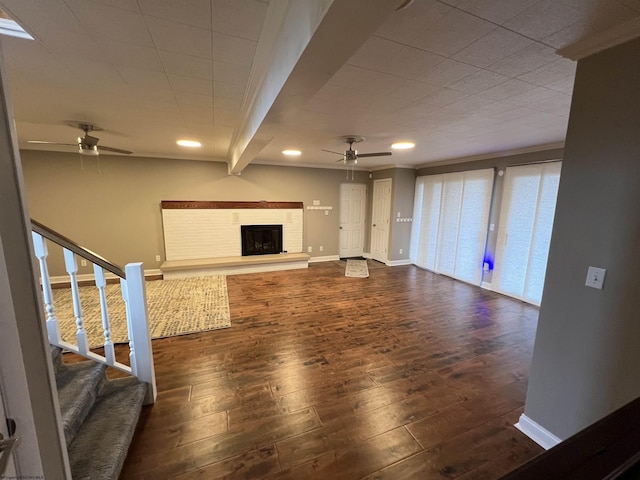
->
[82, 134, 99, 147]
[322, 149, 345, 156]
[99, 145, 133, 155]
[357, 151, 392, 158]
[27, 140, 78, 146]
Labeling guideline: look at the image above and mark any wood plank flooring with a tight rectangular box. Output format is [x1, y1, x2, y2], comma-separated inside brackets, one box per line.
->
[118, 260, 543, 479]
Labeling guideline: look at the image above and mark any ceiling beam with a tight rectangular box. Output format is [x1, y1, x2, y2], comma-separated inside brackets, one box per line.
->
[227, 0, 404, 175]
[557, 17, 640, 61]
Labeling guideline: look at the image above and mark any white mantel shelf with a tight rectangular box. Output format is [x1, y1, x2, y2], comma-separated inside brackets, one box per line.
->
[161, 253, 310, 279]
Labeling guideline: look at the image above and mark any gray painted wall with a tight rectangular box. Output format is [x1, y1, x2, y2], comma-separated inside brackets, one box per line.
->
[523, 37, 640, 439]
[20, 150, 371, 276]
[388, 168, 416, 262]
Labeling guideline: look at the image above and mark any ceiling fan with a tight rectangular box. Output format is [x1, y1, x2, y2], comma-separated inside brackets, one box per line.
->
[322, 135, 392, 164]
[28, 122, 133, 156]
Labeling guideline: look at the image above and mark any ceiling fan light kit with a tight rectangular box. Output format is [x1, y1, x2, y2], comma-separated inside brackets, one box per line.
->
[79, 143, 99, 156]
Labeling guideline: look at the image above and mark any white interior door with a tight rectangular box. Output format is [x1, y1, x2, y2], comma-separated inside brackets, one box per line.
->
[339, 183, 366, 258]
[371, 179, 392, 263]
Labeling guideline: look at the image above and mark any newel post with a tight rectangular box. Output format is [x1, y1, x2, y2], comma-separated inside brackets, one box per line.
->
[121, 262, 157, 405]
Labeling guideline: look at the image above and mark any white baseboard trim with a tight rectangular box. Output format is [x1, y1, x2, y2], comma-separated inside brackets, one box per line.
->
[49, 268, 163, 285]
[481, 281, 492, 290]
[363, 252, 372, 259]
[308, 255, 340, 263]
[386, 259, 412, 266]
[515, 414, 562, 450]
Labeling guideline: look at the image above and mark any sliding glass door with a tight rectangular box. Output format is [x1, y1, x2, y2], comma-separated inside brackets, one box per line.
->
[410, 169, 494, 285]
[492, 162, 562, 305]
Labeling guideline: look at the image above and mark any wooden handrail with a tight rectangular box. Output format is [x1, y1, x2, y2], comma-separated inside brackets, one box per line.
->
[31, 219, 126, 278]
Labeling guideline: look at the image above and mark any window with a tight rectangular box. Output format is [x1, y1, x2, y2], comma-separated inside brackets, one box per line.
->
[410, 169, 494, 285]
[492, 162, 562, 305]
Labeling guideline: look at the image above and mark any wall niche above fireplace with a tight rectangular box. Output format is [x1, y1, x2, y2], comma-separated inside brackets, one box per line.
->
[241, 225, 283, 256]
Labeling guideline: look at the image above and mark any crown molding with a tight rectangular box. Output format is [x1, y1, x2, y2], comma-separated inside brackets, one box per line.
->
[416, 142, 564, 169]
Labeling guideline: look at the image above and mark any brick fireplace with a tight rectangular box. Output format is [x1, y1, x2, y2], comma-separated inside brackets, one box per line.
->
[161, 201, 304, 262]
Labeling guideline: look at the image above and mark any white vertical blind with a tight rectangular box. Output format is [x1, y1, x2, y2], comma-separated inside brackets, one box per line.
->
[492, 162, 562, 305]
[455, 173, 494, 283]
[409, 180, 424, 264]
[410, 169, 494, 285]
[410, 175, 443, 270]
[436, 174, 463, 276]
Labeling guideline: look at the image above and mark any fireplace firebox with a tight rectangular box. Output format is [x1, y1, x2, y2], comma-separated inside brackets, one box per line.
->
[241, 225, 283, 256]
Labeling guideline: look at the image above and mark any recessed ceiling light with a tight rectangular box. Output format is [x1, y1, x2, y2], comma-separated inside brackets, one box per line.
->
[391, 142, 415, 150]
[177, 140, 201, 148]
[282, 150, 301, 156]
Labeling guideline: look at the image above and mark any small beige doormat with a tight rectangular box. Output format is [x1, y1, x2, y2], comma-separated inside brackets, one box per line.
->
[345, 259, 369, 278]
[51, 276, 231, 348]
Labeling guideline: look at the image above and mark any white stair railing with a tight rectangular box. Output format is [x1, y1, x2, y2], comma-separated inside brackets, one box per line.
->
[94, 265, 116, 366]
[31, 220, 157, 405]
[63, 249, 89, 355]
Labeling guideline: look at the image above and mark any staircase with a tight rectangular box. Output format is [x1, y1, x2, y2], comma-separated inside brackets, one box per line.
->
[52, 345, 146, 479]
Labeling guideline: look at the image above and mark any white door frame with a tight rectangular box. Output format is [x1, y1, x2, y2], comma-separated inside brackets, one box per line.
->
[0, 40, 71, 478]
[339, 183, 366, 258]
[371, 178, 392, 263]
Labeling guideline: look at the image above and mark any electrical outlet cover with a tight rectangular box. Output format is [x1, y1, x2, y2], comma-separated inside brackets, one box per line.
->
[585, 266, 606, 290]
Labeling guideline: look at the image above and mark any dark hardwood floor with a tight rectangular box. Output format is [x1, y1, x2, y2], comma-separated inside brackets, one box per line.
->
[117, 260, 543, 479]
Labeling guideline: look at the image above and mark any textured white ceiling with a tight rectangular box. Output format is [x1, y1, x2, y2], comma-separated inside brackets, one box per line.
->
[0, 0, 639, 170]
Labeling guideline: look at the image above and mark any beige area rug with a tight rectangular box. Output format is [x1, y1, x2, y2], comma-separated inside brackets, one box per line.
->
[345, 259, 369, 278]
[51, 276, 230, 348]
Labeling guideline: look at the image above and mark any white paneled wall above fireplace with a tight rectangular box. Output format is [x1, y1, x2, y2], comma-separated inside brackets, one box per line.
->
[162, 206, 303, 261]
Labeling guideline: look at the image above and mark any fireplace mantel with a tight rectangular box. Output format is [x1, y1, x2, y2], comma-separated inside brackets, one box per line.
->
[161, 201, 303, 210]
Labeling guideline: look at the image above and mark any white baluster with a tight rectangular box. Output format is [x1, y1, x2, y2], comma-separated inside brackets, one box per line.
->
[64, 249, 88, 354]
[31, 232, 61, 344]
[121, 263, 156, 405]
[94, 264, 115, 365]
[120, 277, 135, 373]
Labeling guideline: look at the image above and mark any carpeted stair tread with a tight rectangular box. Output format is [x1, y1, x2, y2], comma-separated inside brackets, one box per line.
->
[68, 377, 147, 480]
[55, 360, 107, 446]
[51, 346, 63, 373]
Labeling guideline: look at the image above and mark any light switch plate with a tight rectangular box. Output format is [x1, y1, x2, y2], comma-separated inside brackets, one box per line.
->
[585, 266, 606, 290]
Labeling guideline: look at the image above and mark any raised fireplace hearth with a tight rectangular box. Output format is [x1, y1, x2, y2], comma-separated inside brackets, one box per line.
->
[241, 225, 283, 256]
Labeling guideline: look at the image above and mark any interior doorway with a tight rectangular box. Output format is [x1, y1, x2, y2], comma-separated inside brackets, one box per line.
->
[339, 183, 366, 258]
[371, 178, 392, 263]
